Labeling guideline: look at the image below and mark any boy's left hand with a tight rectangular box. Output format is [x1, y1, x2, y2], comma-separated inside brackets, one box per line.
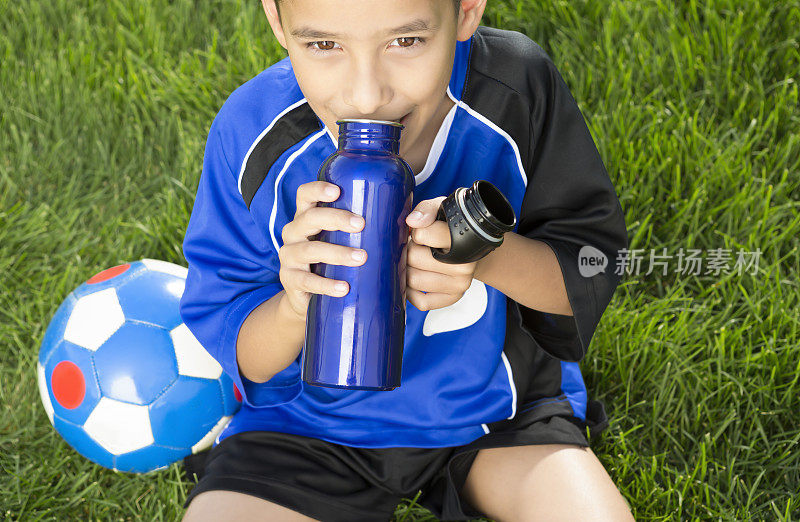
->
[404, 196, 480, 311]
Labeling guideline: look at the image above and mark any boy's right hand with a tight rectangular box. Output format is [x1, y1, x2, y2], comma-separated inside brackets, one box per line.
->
[278, 181, 367, 321]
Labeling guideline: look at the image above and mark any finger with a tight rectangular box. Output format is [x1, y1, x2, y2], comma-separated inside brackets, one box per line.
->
[410, 220, 451, 249]
[407, 238, 477, 275]
[283, 205, 365, 244]
[295, 181, 342, 219]
[406, 266, 460, 294]
[406, 287, 460, 312]
[283, 267, 352, 298]
[279, 240, 367, 270]
[406, 196, 447, 227]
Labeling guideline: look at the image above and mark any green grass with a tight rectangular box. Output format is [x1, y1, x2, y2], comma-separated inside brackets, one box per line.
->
[1, 0, 798, 519]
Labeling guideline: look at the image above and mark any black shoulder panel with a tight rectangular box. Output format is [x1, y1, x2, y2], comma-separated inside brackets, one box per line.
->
[462, 26, 554, 175]
[241, 102, 321, 209]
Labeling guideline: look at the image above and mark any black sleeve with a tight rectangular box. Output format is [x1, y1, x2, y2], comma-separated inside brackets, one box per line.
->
[515, 56, 629, 363]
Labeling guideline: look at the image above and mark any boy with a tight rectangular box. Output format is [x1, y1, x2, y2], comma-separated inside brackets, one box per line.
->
[180, 0, 633, 520]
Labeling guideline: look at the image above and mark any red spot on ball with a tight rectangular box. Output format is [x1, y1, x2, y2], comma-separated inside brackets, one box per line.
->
[87, 263, 131, 284]
[233, 383, 242, 402]
[51, 361, 85, 409]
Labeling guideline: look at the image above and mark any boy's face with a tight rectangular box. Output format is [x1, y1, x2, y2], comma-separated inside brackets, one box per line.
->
[262, 0, 483, 159]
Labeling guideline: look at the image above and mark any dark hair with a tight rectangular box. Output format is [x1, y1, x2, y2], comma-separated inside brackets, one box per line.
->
[274, 0, 462, 24]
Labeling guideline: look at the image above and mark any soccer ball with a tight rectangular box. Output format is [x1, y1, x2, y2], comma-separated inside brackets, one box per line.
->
[37, 259, 241, 473]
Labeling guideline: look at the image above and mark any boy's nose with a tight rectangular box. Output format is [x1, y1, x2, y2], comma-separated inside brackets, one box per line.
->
[343, 60, 392, 117]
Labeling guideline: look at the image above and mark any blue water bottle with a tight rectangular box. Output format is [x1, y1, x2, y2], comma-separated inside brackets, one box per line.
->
[301, 119, 415, 390]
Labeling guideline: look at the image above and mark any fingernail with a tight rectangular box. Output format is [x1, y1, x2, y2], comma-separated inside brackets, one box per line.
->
[352, 250, 366, 262]
[350, 216, 363, 229]
[409, 211, 423, 220]
[335, 282, 348, 293]
[325, 186, 338, 197]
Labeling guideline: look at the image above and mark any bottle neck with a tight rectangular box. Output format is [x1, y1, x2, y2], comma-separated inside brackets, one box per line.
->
[337, 120, 402, 154]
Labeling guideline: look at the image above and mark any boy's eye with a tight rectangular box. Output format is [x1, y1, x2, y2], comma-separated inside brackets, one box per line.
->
[394, 37, 422, 48]
[309, 40, 339, 52]
[306, 37, 426, 54]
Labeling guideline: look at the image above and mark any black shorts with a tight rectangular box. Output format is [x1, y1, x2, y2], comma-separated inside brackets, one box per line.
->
[182, 400, 608, 521]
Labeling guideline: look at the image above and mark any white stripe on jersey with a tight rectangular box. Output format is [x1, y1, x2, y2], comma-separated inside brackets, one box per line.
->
[238, 97, 310, 195]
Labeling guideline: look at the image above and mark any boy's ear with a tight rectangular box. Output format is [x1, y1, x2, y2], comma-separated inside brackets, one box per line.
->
[456, 0, 487, 41]
[261, 0, 288, 49]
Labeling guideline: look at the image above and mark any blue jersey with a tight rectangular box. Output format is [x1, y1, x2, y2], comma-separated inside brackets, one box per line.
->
[180, 25, 628, 449]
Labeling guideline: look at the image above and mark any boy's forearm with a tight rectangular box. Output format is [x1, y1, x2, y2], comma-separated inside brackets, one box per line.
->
[474, 232, 574, 316]
[236, 290, 306, 383]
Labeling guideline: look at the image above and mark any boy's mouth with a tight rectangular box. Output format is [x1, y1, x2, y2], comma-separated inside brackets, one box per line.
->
[392, 112, 411, 126]
[337, 112, 411, 127]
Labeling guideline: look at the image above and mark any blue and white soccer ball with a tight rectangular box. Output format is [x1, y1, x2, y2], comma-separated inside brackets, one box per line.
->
[37, 259, 241, 473]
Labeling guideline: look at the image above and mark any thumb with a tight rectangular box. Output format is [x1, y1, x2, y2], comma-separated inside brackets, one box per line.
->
[406, 196, 446, 227]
